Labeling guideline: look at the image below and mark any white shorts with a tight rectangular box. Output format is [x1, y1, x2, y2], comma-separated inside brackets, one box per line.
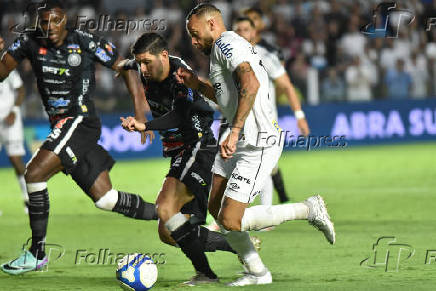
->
[0, 110, 25, 157]
[212, 139, 283, 204]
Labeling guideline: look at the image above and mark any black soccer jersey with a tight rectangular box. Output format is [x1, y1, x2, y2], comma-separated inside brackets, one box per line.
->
[129, 56, 215, 156]
[7, 29, 118, 125]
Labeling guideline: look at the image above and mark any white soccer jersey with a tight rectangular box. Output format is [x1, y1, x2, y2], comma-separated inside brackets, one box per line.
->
[209, 31, 280, 147]
[255, 45, 286, 120]
[0, 70, 23, 119]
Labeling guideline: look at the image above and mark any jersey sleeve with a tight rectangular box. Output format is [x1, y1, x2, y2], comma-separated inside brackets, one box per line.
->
[6, 35, 31, 63]
[214, 35, 253, 72]
[8, 70, 23, 89]
[77, 30, 119, 68]
[261, 49, 286, 79]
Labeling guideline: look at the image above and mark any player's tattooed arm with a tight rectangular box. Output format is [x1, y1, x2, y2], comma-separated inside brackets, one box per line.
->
[231, 62, 259, 130]
[0, 37, 19, 82]
[220, 62, 259, 160]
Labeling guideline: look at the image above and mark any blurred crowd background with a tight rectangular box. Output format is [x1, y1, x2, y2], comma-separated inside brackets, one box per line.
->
[1, 0, 436, 118]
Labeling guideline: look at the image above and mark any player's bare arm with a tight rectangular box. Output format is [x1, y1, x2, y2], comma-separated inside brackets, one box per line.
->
[274, 73, 310, 136]
[0, 37, 18, 82]
[174, 67, 217, 103]
[221, 61, 259, 160]
[114, 58, 155, 144]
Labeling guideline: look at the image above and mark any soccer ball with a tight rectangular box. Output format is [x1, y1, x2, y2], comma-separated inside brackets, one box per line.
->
[116, 253, 158, 291]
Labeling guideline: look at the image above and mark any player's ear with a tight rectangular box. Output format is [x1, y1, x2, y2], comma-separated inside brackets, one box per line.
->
[160, 50, 169, 59]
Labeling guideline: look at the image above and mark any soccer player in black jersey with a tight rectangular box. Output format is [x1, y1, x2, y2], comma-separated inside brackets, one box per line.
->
[120, 32, 231, 285]
[0, 0, 160, 275]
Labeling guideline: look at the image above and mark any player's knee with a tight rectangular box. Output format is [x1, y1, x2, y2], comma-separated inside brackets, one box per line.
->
[24, 167, 43, 183]
[158, 228, 176, 246]
[94, 189, 118, 211]
[218, 213, 242, 231]
[156, 202, 176, 222]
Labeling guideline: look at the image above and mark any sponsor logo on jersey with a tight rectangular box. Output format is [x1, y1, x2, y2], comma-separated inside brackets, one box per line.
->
[54, 117, 73, 129]
[215, 37, 233, 58]
[67, 44, 80, 49]
[95, 47, 111, 62]
[43, 79, 66, 84]
[105, 43, 115, 55]
[172, 156, 182, 168]
[213, 82, 223, 95]
[48, 98, 71, 108]
[39, 47, 47, 55]
[66, 146, 78, 164]
[231, 173, 251, 184]
[68, 53, 82, 66]
[43, 66, 71, 76]
[9, 40, 21, 51]
[89, 41, 96, 51]
[191, 172, 207, 186]
[229, 182, 240, 190]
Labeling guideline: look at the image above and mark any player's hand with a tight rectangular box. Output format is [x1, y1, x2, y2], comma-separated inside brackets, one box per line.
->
[0, 37, 4, 51]
[297, 118, 310, 137]
[174, 67, 199, 90]
[140, 130, 155, 145]
[220, 128, 239, 160]
[4, 111, 16, 126]
[120, 116, 146, 132]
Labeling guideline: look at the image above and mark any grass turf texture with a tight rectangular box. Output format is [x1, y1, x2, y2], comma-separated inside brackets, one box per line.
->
[0, 142, 435, 290]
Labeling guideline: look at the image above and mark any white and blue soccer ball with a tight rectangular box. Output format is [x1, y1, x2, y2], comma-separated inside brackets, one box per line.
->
[116, 253, 158, 291]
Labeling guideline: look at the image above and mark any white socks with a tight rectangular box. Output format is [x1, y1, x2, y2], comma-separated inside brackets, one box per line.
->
[17, 175, 29, 203]
[260, 176, 273, 206]
[240, 203, 309, 231]
[95, 189, 118, 211]
[219, 224, 267, 276]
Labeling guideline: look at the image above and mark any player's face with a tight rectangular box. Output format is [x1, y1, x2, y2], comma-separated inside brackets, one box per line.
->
[187, 15, 214, 55]
[135, 51, 165, 81]
[234, 21, 255, 43]
[39, 8, 67, 46]
[245, 11, 264, 33]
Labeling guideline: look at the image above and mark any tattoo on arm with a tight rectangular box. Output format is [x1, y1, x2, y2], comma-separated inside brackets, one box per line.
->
[232, 62, 259, 128]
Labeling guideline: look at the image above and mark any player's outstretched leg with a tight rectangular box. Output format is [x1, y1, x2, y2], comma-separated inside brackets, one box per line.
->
[89, 171, 158, 220]
[240, 195, 335, 244]
[1, 149, 62, 275]
[157, 177, 218, 286]
[272, 168, 290, 203]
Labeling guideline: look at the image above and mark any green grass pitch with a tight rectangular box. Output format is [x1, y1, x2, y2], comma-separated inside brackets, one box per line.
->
[0, 142, 435, 290]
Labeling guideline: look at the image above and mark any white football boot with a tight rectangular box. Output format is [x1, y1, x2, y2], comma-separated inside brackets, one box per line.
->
[228, 269, 272, 286]
[304, 195, 336, 244]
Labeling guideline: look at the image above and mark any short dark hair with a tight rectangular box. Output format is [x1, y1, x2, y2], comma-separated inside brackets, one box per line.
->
[243, 7, 263, 17]
[186, 3, 221, 21]
[38, 0, 65, 12]
[234, 16, 255, 28]
[131, 32, 168, 55]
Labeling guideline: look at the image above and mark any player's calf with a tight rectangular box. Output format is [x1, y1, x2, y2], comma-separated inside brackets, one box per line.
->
[94, 189, 158, 220]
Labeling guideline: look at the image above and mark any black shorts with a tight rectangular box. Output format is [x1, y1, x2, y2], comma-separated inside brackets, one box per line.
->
[167, 140, 217, 224]
[41, 116, 114, 193]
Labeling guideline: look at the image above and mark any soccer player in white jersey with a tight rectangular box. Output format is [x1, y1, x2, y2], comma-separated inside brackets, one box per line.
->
[233, 17, 309, 212]
[244, 8, 311, 204]
[175, 4, 335, 286]
[0, 57, 29, 213]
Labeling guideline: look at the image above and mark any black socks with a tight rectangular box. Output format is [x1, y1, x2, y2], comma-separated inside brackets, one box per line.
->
[200, 226, 236, 254]
[27, 188, 49, 259]
[112, 191, 158, 220]
[170, 220, 217, 279]
[272, 169, 289, 203]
